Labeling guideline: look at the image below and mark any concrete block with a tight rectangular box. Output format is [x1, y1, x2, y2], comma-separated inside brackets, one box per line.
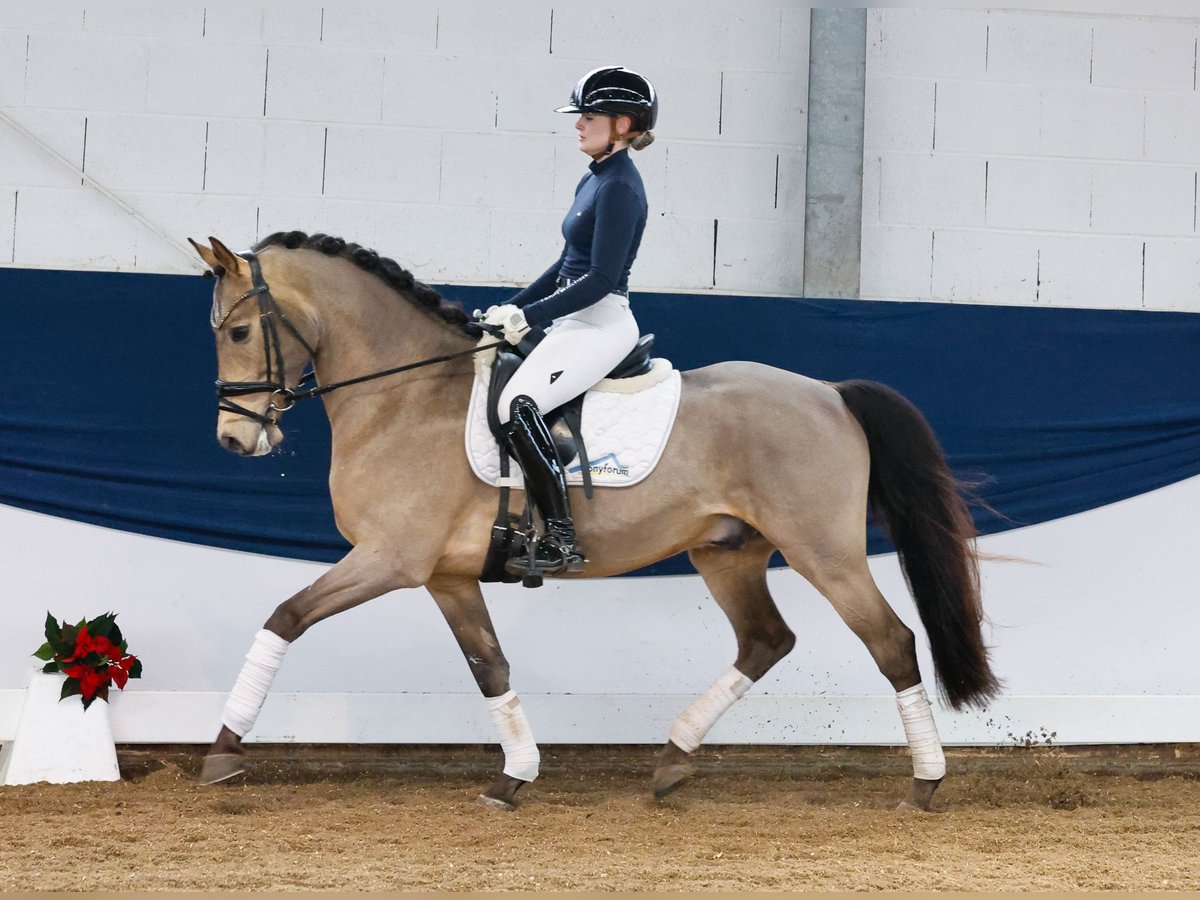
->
[863, 77, 935, 154]
[0, 30, 27, 106]
[721, 69, 808, 146]
[662, 143, 781, 220]
[82, 7, 202, 39]
[861, 155, 881, 226]
[879, 153, 986, 228]
[0, 10, 84, 32]
[775, 148, 807, 222]
[648, 65, 723, 141]
[1144, 92, 1200, 163]
[83, 114, 207, 194]
[869, 9, 988, 80]
[1037, 234, 1144, 309]
[934, 80, 1041, 156]
[322, 126, 441, 204]
[203, 120, 326, 198]
[652, 9, 802, 70]
[859, 224, 933, 300]
[983, 10, 1093, 85]
[780, 7, 812, 73]
[440, 133, 557, 209]
[1039, 86, 1144, 160]
[0, 109, 87, 189]
[495, 58, 592, 134]
[551, 9, 669, 61]
[487, 208, 567, 285]
[12, 186, 143, 270]
[1143, 238, 1200, 311]
[436, 6, 550, 56]
[260, 199, 492, 284]
[320, 7, 438, 51]
[24, 32, 149, 112]
[198, 9, 320, 44]
[121, 192, 259, 273]
[265, 45, 385, 123]
[985, 158, 1093, 233]
[382, 54, 497, 132]
[1092, 18, 1197, 92]
[634, 214, 716, 291]
[146, 41, 267, 118]
[0, 190, 14, 263]
[930, 228, 1039, 305]
[1090, 164, 1194, 237]
[715, 217, 804, 295]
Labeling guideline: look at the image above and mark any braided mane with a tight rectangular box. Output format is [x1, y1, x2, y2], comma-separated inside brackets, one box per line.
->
[253, 231, 482, 338]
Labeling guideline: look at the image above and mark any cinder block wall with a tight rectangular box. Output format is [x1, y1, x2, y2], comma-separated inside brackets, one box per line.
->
[0, 8, 809, 295]
[862, 8, 1200, 311]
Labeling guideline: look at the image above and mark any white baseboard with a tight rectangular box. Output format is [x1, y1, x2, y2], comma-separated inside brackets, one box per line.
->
[3, 690, 1197, 746]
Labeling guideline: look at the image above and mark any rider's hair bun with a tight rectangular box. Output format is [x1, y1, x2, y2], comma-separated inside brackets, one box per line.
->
[629, 131, 655, 151]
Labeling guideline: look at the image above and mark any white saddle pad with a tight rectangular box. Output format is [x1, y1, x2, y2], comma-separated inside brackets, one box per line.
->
[465, 358, 682, 489]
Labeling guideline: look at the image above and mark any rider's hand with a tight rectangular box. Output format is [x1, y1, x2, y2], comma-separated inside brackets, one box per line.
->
[480, 304, 531, 345]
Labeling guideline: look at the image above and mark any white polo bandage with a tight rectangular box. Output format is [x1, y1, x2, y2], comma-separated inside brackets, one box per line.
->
[896, 683, 946, 781]
[487, 690, 540, 782]
[221, 629, 290, 738]
[668, 667, 753, 753]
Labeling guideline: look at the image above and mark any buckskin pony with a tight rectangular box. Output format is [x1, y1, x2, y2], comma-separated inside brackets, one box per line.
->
[191, 232, 998, 812]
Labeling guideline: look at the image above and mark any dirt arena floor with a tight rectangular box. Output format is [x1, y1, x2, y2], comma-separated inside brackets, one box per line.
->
[0, 744, 1197, 892]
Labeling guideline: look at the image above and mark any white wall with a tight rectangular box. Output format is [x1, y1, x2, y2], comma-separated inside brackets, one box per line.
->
[0, 6, 809, 295]
[862, 8, 1200, 311]
[4, 476, 1198, 746]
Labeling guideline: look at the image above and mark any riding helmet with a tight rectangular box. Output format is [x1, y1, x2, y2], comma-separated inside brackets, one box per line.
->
[556, 66, 658, 133]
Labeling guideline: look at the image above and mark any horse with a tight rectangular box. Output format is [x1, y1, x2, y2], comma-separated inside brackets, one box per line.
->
[189, 231, 998, 812]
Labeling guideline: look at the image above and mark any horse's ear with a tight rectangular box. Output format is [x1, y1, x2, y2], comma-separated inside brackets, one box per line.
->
[188, 237, 220, 271]
[208, 236, 250, 278]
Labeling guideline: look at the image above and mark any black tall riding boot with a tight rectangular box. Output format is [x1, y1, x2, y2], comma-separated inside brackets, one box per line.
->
[502, 395, 587, 577]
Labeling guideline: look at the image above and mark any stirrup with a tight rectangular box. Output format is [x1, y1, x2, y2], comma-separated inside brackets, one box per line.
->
[505, 530, 587, 579]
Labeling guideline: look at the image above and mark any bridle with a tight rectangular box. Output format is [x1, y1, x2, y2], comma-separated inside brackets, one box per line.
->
[212, 251, 504, 427]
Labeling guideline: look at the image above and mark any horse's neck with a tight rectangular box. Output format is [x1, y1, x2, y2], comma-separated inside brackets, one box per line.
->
[301, 266, 475, 426]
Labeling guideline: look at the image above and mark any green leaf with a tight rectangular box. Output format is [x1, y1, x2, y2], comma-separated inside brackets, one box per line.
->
[81, 694, 96, 711]
[89, 612, 117, 639]
[128, 658, 143, 679]
[60, 623, 79, 653]
[59, 678, 81, 701]
[44, 611, 63, 645]
[42, 662, 59, 674]
[32, 642, 55, 661]
[108, 622, 125, 646]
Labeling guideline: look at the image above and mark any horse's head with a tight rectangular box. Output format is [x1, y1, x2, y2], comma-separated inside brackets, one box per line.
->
[190, 237, 316, 457]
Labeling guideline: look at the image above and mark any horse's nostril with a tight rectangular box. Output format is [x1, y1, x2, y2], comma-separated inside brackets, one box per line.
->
[220, 434, 246, 455]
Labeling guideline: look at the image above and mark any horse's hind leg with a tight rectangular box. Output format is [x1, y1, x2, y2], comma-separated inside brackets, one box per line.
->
[654, 536, 795, 799]
[425, 575, 535, 812]
[798, 556, 945, 812]
[199, 546, 412, 785]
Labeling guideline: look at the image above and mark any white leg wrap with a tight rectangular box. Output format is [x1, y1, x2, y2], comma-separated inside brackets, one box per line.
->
[487, 690, 540, 782]
[896, 683, 946, 781]
[668, 667, 753, 754]
[220, 629, 290, 738]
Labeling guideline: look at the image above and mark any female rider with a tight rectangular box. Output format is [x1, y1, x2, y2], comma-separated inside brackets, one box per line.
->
[482, 65, 658, 578]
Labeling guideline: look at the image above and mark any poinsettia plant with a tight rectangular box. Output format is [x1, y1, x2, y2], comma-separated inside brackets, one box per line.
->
[33, 612, 142, 710]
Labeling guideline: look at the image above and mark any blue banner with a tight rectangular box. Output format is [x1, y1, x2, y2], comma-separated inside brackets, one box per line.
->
[2, 267, 1198, 575]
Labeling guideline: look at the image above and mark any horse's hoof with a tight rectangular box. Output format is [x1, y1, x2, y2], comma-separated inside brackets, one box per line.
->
[476, 793, 517, 812]
[652, 762, 694, 799]
[198, 753, 246, 786]
[900, 776, 943, 812]
[896, 798, 944, 814]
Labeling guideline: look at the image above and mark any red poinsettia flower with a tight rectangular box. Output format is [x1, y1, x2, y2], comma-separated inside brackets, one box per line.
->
[109, 655, 138, 690]
[63, 664, 109, 700]
[64, 625, 92, 663]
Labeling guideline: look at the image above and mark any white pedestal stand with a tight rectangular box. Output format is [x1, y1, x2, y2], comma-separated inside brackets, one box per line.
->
[0, 669, 121, 785]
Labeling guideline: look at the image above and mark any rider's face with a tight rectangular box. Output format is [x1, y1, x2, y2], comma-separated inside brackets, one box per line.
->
[576, 113, 629, 157]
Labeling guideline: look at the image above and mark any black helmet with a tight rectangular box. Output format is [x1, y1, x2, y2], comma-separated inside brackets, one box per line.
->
[555, 66, 658, 132]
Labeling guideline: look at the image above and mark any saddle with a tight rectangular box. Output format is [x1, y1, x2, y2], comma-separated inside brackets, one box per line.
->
[485, 334, 657, 471]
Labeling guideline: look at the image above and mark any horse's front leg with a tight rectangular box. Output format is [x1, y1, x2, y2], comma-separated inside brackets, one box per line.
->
[199, 546, 415, 785]
[426, 575, 536, 812]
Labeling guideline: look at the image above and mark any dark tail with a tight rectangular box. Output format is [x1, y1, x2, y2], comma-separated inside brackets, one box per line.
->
[835, 379, 999, 710]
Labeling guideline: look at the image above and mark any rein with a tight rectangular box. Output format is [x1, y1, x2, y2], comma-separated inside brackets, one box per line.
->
[213, 251, 503, 426]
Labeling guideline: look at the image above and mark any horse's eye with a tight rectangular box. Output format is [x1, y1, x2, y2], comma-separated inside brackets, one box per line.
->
[230, 325, 252, 343]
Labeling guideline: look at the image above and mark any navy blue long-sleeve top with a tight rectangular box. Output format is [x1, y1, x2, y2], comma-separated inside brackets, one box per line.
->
[510, 149, 648, 327]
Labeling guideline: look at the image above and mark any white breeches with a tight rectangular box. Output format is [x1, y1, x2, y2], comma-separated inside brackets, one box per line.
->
[497, 293, 639, 424]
